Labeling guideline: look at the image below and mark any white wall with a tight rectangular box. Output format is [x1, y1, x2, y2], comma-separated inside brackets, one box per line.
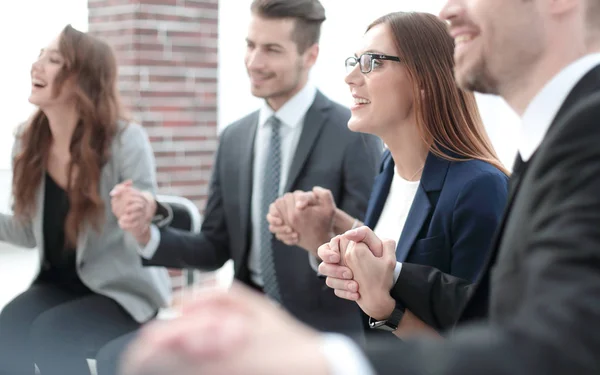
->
[218, 0, 520, 168]
[0, 0, 88, 170]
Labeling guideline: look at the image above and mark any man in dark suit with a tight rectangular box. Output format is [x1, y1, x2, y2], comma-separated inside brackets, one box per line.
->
[111, 0, 380, 336]
[118, 0, 600, 374]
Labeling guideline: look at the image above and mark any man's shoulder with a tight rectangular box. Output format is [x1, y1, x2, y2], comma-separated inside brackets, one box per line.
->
[316, 92, 351, 125]
[542, 89, 600, 151]
[220, 110, 260, 140]
[564, 89, 600, 125]
[314, 93, 382, 154]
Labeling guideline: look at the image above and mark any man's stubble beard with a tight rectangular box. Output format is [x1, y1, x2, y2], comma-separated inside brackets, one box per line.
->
[263, 59, 306, 102]
[456, 58, 500, 96]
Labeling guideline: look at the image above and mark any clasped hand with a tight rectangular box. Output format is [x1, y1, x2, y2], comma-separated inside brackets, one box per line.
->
[266, 186, 336, 257]
[110, 180, 156, 245]
[318, 226, 398, 321]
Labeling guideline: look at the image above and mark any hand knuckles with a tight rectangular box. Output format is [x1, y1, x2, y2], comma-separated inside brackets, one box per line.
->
[343, 249, 353, 263]
[319, 262, 329, 274]
[325, 277, 334, 288]
[346, 281, 355, 290]
[386, 258, 397, 269]
[318, 263, 325, 274]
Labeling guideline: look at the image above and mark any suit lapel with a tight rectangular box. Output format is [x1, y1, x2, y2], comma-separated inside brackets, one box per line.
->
[364, 151, 394, 228]
[395, 185, 432, 262]
[485, 154, 526, 255]
[395, 152, 450, 262]
[283, 91, 330, 193]
[477, 65, 600, 274]
[554, 64, 600, 125]
[460, 65, 600, 322]
[237, 114, 259, 272]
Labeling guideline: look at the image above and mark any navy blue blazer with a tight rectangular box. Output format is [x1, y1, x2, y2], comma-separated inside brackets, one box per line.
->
[364, 150, 508, 282]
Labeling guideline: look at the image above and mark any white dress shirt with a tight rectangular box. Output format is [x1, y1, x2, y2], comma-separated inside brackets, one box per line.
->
[519, 53, 600, 161]
[373, 169, 420, 284]
[319, 54, 600, 375]
[139, 83, 319, 287]
[248, 83, 318, 286]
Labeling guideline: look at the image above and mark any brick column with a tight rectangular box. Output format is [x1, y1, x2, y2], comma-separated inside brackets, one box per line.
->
[88, 0, 219, 209]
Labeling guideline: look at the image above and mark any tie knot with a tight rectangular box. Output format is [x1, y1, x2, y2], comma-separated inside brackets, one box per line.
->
[268, 116, 281, 131]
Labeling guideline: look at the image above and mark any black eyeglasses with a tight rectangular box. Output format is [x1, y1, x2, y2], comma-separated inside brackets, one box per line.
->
[345, 53, 401, 74]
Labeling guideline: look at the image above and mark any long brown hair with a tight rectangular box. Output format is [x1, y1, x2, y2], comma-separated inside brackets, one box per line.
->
[13, 24, 125, 246]
[368, 12, 509, 175]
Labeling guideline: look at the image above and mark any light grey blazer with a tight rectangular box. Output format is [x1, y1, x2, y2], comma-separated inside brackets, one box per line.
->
[0, 122, 171, 323]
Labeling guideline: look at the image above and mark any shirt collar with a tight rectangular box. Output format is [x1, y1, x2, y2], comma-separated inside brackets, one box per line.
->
[519, 53, 600, 161]
[258, 83, 318, 129]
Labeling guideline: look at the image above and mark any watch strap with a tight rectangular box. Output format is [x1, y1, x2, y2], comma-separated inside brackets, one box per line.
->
[368, 302, 406, 331]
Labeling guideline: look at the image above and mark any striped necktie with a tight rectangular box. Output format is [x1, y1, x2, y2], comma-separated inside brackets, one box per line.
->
[259, 116, 282, 302]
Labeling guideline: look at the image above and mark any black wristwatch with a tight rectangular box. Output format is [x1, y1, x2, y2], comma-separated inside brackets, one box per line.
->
[368, 302, 406, 332]
[152, 201, 173, 229]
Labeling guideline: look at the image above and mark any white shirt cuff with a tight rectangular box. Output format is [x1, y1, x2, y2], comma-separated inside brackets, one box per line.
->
[393, 261, 402, 284]
[139, 224, 160, 259]
[309, 254, 324, 276]
[320, 333, 376, 375]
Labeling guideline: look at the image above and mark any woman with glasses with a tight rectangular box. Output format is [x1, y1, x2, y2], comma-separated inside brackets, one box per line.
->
[267, 12, 508, 337]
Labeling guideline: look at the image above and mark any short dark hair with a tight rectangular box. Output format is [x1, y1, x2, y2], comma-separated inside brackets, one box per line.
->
[250, 0, 326, 53]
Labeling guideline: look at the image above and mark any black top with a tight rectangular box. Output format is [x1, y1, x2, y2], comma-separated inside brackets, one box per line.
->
[38, 173, 90, 293]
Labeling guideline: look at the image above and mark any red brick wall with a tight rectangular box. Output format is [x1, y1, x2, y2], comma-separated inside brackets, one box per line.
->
[88, 0, 219, 210]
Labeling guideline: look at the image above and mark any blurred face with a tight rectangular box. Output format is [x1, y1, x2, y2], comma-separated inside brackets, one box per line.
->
[440, 0, 544, 95]
[244, 15, 317, 109]
[29, 35, 75, 109]
[345, 23, 414, 137]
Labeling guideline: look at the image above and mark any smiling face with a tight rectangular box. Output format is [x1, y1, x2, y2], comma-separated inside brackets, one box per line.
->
[244, 14, 318, 110]
[344, 23, 415, 138]
[29, 35, 75, 110]
[440, 0, 545, 95]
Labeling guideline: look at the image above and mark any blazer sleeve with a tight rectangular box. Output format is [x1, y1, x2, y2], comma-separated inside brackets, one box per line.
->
[115, 123, 161, 252]
[450, 171, 508, 282]
[391, 263, 474, 330]
[117, 123, 158, 195]
[144, 128, 231, 271]
[0, 132, 36, 249]
[338, 133, 382, 220]
[365, 93, 600, 375]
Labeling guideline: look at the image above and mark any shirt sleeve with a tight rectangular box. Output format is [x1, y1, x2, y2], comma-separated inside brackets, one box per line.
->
[320, 333, 376, 375]
[138, 224, 161, 259]
[394, 261, 403, 284]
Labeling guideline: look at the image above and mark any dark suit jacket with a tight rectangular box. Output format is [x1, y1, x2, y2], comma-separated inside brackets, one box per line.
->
[146, 91, 382, 335]
[364, 150, 507, 283]
[364, 65, 600, 375]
